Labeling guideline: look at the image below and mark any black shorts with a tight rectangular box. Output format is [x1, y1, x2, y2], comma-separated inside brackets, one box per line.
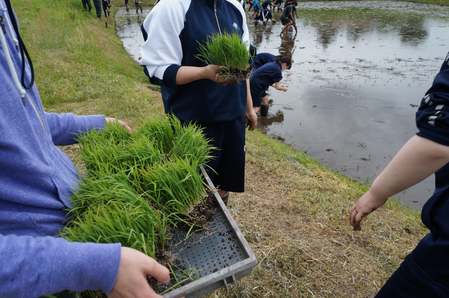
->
[198, 117, 246, 193]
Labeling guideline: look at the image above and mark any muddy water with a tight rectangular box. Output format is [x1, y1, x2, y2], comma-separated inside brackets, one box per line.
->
[115, 2, 449, 208]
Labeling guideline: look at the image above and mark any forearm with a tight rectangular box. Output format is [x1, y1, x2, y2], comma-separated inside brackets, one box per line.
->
[45, 112, 105, 145]
[0, 235, 120, 296]
[246, 79, 254, 111]
[176, 66, 209, 85]
[369, 135, 449, 200]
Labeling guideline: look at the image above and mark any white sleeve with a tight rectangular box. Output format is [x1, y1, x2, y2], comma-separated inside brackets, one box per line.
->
[227, 0, 250, 49]
[139, 0, 190, 81]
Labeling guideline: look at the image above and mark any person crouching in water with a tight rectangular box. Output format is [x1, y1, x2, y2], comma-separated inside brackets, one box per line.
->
[250, 55, 291, 116]
[350, 52, 449, 297]
[140, 0, 257, 204]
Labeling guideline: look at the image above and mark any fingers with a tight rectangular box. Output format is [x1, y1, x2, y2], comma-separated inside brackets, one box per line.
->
[140, 282, 163, 298]
[142, 257, 170, 284]
[105, 117, 133, 133]
[118, 120, 133, 133]
[349, 205, 363, 231]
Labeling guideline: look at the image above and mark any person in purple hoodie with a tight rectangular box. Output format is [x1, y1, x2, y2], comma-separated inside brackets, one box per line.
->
[0, 0, 169, 297]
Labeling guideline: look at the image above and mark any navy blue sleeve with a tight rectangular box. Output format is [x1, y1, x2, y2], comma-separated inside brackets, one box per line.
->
[163, 64, 181, 88]
[267, 64, 283, 85]
[416, 53, 449, 146]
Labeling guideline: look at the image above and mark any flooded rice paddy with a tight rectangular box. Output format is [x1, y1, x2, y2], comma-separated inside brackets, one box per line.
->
[116, 2, 449, 208]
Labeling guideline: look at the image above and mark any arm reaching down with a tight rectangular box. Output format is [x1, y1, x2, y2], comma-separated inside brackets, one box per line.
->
[245, 79, 257, 129]
[350, 136, 449, 230]
[272, 82, 288, 92]
[350, 55, 449, 230]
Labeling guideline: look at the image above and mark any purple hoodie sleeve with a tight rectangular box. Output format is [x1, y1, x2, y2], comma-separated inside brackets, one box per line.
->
[0, 235, 121, 297]
[45, 112, 106, 146]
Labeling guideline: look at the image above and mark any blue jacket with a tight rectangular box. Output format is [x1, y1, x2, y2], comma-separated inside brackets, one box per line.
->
[140, 0, 250, 123]
[0, 1, 120, 296]
[250, 61, 282, 106]
[252, 52, 276, 70]
[411, 52, 449, 287]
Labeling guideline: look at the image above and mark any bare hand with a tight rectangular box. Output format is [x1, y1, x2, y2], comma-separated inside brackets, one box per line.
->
[108, 247, 170, 298]
[273, 83, 288, 92]
[246, 109, 258, 130]
[203, 65, 233, 85]
[105, 117, 133, 133]
[349, 190, 386, 231]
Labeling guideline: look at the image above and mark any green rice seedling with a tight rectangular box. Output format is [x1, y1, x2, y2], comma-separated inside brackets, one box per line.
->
[62, 199, 167, 258]
[171, 123, 212, 167]
[138, 158, 206, 220]
[115, 135, 164, 176]
[78, 123, 131, 177]
[197, 33, 250, 83]
[69, 174, 137, 219]
[135, 116, 177, 155]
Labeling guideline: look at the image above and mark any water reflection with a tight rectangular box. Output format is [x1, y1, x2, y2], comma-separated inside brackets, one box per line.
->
[300, 9, 429, 48]
[247, 5, 449, 208]
[399, 16, 427, 45]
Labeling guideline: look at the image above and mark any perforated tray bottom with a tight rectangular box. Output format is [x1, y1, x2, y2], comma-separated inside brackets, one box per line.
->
[162, 201, 249, 297]
[158, 168, 256, 298]
[170, 204, 247, 276]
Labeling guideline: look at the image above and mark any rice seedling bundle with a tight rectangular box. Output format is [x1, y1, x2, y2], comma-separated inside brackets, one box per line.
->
[138, 158, 206, 218]
[62, 116, 213, 297]
[197, 33, 250, 83]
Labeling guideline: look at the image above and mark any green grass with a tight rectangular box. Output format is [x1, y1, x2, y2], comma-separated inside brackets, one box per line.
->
[197, 33, 250, 72]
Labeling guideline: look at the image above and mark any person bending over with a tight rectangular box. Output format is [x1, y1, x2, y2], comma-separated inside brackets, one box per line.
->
[250, 56, 292, 116]
[350, 52, 449, 297]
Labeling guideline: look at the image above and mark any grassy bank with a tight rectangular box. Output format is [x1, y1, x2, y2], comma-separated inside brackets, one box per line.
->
[14, 0, 426, 297]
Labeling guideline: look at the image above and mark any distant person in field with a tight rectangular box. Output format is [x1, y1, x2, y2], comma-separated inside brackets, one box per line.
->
[81, 0, 92, 12]
[102, 0, 111, 17]
[125, 0, 129, 12]
[255, 0, 273, 25]
[274, 0, 283, 12]
[92, 0, 102, 18]
[135, 0, 143, 14]
[350, 52, 449, 297]
[252, 0, 261, 18]
[280, 0, 297, 35]
[250, 55, 291, 116]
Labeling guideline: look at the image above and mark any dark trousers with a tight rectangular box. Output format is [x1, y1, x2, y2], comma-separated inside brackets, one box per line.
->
[92, 0, 102, 18]
[201, 117, 246, 193]
[376, 235, 449, 298]
[102, 0, 110, 17]
[81, 0, 91, 11]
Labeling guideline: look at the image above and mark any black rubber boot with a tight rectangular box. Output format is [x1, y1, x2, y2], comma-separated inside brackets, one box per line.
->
[260, 104, 269, 117]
